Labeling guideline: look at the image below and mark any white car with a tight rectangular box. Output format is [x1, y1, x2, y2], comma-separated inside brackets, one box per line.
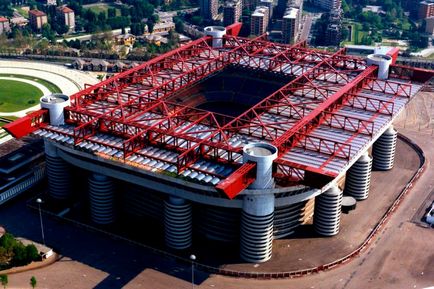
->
[426, 202, 434, 225]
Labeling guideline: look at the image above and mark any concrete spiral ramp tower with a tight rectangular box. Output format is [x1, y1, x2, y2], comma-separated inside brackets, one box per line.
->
[314, 185, 343, 236]
[372, 126, 398, 170]
[45, 140, 71, 200]
[42, 94, 72, 201]
[88, 173, 115, 225]
[164, 196, 192, 250]
[345, 152, 373, 200]
[240, 143, 277, 263]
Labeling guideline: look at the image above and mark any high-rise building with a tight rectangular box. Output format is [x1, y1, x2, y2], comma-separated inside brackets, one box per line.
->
[425, 16, 434, 34]
[325, 23, 340, 46]
[0, 17, 10, 35]
[259, 0, 274, 20]
[200, 0, 219, 20]
[250, 6, 269, 35]
[419, 1, 434, 19]
[28, 9, 47, 31]
[282, 8, 299, 44]
[277, 0, 287, 17]
[314, 0, 341, 11]
[223, 0, 242, 26]
[243, 0, 255, 11]
[56, 6, 75, 32]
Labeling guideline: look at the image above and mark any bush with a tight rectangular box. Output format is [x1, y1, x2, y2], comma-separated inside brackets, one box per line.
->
[25, 245, 40, 262]
[0, 233, 41, 269]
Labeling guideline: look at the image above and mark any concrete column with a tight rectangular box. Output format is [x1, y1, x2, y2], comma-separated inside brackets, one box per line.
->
[314, 185, 343, 236]
[344, 152, 372, 200]
[240, 194, 275, 263]
[372, 126, 398, 170]
[164, 196, 192, 250]
[88, 173, 115, 225]
[240, 143, 278, 263]
[45, 139, 71, 200]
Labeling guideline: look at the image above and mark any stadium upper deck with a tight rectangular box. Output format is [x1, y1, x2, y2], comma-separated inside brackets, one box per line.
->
[5, 24, 434, 199]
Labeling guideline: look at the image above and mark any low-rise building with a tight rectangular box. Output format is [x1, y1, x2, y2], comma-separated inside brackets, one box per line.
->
[10, 15, 28, 27]
[116, 33, 136, 46]
[151, 21, 175, 34]
[29, 9, 47, 31]
[0, 17, 10, 35]
[144, 34, 169, 46]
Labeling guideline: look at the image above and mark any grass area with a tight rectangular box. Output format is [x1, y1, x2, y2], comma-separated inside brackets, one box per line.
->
[84, 4, 121, 16]
[0, 79, 43, 112]
[0, 74, 62, 94]
[13, 6, 29, 17]
[0, 116, 17, 128]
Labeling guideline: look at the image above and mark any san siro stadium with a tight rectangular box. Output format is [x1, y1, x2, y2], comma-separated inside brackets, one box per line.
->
[5, 24, 434, 263]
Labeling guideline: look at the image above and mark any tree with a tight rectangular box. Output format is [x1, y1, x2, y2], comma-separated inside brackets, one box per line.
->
[108, 7, 116, 18]
[25, 245, 39, 262]
[30, 276, 37, 289]
[41, 24, 56, 43]
[0, 274, 7, 289]
[173, 16, 184, 33]
[146, 20, 154, 33]
[0, 0, 12, 17]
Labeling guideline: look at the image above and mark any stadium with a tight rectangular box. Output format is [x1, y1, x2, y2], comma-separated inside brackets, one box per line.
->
[5, 24, 434, 264]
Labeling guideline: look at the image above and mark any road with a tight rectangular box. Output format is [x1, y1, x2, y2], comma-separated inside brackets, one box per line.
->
[56, 28, 131, 43]
[299, 15, 313, 42]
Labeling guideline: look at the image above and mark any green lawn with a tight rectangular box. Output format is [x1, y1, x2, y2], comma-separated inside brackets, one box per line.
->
[85, 4, 121, 16]
[0, 79, 43, 112]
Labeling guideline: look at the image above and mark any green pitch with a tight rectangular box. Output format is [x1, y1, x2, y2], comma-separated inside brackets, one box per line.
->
[0, 79, 43, 112]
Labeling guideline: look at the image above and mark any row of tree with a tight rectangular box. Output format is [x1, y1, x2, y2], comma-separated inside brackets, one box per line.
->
[0, 233, 40, 270]
[0, 274, 37, 288]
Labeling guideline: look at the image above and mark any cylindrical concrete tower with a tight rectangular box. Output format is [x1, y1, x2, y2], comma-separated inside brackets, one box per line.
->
[344, 152, 373, 200]
[366, 54, 392, 80]
[242, 142, 278, 189]
[241, 194, 275, 263]
[40, 94, 70, 126]
[372, 126, 397, 170]
[164, 196, 192, 250]
[44, 140, 71, 200]
[240, 143, 278, 263]
[204, 26, 226, 48]
[88, 173, 115, 225]
[314, 185, 343, 236]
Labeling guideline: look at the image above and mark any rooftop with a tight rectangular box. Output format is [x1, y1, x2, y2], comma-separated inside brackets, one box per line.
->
[5, 34, 432, 198]
[252, 6, 269, 17]
[59, 6, 74, 13]
[284, 8, 298, 19]
[29, 10, 46, 17]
